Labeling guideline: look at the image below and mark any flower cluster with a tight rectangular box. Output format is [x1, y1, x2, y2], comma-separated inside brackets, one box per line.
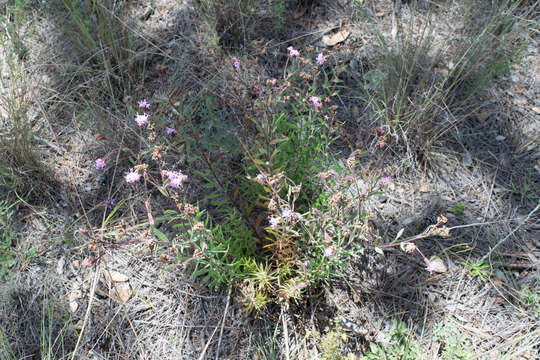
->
[267, 207, 301, 229]
[316, 53, 326, 65]
[95, 158, 106, 169]
[166, 170, 188, 188]
[287, 46, 300, 58]
[125, 168, 141, 184]
[310, 96, 322, 111]
[135, 113, 149, 127]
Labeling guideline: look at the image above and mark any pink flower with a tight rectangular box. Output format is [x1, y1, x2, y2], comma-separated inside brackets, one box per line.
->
[138, 100, 150, 110]
[135, 113, 149, 127]
[316, 53, 326, 65]
[231, 57, 240, 69]
[381, 176, 392, 185]
[324, 245, 336, 258]
[268, 216, 280, 229]
[287, 46, 299, 58]
[323, 115, 329, 121]
[125, 168, 141, 184]
[95, 158, 106, 169]
[310, 96, 322, 110]
[167, 171, 188, 188]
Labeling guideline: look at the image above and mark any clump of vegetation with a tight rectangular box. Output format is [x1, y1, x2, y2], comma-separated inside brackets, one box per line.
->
[0, 0, 537, 357]
[362, 320, 422, 360]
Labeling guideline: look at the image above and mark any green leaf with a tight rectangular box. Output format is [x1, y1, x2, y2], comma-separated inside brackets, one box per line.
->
[103, 200, 125, 227]
[374, 247, 384, 255]
[395, 228, 405, 241]
[152, 226, 169, 243]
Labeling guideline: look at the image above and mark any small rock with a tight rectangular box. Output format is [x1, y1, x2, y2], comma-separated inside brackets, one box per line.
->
[495, 135, 506, 141]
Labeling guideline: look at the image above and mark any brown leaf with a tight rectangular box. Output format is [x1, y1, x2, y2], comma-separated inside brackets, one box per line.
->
[419, 184, 430, 193]
[110, 282, 131, 303]
[322, 29, 350, 47]
[106, 270, 129, 283]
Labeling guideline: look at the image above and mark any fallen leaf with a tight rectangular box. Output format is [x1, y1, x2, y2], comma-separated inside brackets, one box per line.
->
[69, 301, 78, 313]
[510, 84, 526, 94]
[111, 282, 131, 303]
[429, 256, 447, 273]
[419, 184, 429, 193]
[532, 106, 540, 114]
[106, 271, 129, 283]
[68, 289, 82, 313]
[323, 29, 350, 47]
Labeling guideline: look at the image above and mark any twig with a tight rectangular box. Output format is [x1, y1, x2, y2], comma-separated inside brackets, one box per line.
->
[198, 288, 231, 360]
[281, 305, 290, 360]
[215, 287, 232, 360]
[480, 200, 540, 263]
[70, 263, 101, 360]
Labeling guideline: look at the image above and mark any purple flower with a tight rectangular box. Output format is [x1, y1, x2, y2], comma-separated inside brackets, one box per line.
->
[231, 57, 240, 69]
[104, 198, 118, 210]
[312, 208, 319, 216]
[135, 113, 149, 127]
[166, 127, 176, 135]
[166, 170, 188, 188]
[138, 100, 150, 110]
[310, 96, 322, 111]
[287, 46, 299, 58]
[125, 169, 141, 184]
[281, 208, 300, 221]
[381, 176, 392, 185]
[323, 115, 329, 121]
[95, 158, 106, 169]
[316, 53, 326, 65]
[255, 173, 267, 184]
[268, 216, 280, 229]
